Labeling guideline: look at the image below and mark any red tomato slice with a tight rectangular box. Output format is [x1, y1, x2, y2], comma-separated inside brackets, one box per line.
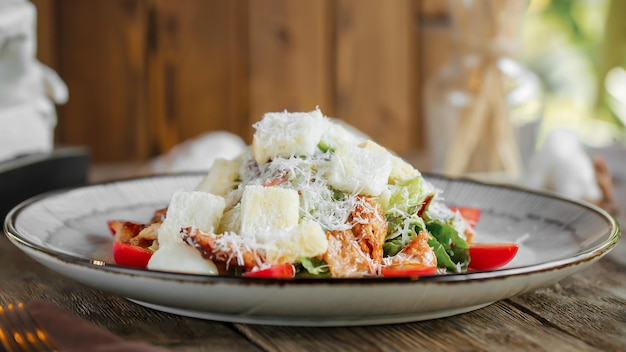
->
[381, 264, 437, 277]
[468, 243, 519, 271]
[112, 242, 153, 268]
[450, 207, 481, 228]
[243, 264, 296, 279]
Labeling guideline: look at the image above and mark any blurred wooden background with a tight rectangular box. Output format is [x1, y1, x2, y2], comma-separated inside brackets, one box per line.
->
[32, 0, 452, 163]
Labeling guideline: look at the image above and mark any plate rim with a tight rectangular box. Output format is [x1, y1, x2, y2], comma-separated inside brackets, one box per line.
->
[3, 172, 622, 286]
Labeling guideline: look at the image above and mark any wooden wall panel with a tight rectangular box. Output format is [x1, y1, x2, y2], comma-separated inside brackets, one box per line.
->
[419, 0, 453, 85]
[420, 24, 453, 88]
[56, 0, 150, 162]
[32, 0, 452, 163]
[420, 0, 450, 20]
[147, 0, 250, 153]
[31, 0, 59, 70]
[248, 0, 333, 132]
[335, 0, 421, 153]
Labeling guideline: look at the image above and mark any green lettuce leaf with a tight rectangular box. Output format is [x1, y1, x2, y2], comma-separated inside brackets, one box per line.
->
[297, 257, 331, 278]
[388, 176, 434, 212]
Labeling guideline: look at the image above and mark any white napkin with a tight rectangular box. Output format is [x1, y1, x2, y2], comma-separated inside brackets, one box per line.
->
[0, 0, 68, 163]
[151, 131, 247, 173]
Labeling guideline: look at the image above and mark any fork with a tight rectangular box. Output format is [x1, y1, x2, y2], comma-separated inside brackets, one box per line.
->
[0, 302, 57, 352]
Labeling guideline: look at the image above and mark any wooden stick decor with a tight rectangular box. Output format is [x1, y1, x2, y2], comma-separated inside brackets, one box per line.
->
[443, 0, 526, 177]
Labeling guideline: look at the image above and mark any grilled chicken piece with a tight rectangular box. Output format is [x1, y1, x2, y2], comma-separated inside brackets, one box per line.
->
[324, 196, 387, 277]
[181, 227, 263, 270]
[129, 223, 160, 250]
[150, 207, 168, 223]
[108, 220, 144, 243]
[324, 229, 377, 277]
[351, 196, 387, 263]
[109, 207, 165, 250]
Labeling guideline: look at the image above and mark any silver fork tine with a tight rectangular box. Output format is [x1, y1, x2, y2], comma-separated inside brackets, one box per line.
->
[0, 302, 57, 352]
[12, 302, 57, 352]
[0, 303, 24, 352]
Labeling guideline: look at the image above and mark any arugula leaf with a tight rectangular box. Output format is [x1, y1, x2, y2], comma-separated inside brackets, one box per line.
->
[383, 236, 410, 257]
[426, 236, 458, 272]
[426, 220, 470, 272]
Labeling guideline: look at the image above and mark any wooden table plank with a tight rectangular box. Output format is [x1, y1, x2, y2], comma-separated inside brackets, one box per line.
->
[233, 297, 598, 351]
[505, 150, 626, 351]
[508, 256, 626, 351]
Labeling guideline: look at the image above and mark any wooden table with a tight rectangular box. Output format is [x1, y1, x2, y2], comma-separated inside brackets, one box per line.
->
[1, 159, 625, 352]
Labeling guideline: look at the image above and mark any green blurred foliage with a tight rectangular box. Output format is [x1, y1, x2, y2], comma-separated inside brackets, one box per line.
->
[522, 0, 625, 146]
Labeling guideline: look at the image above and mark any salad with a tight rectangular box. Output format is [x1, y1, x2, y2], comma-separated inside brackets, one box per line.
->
[108, 108, 518, 278]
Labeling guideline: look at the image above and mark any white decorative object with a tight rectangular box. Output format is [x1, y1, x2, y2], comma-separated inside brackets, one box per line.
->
[525, 129, 602, 201]
[0, 0, 68, 163]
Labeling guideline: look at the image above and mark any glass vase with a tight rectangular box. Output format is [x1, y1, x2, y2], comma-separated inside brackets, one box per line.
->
[424, 0, 543, 179]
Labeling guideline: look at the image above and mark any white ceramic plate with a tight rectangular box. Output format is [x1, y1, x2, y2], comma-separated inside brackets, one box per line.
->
[3, 173, 621, 326]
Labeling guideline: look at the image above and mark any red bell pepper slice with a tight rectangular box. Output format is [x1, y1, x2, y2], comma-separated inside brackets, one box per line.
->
[416, 195, 434, 218]
[381, 263, 437, 277]
[450, 207, 481, 228]
[112, 242, 153, 269]
[468, 243, 519, 271]
[243, 264, 295, 279]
